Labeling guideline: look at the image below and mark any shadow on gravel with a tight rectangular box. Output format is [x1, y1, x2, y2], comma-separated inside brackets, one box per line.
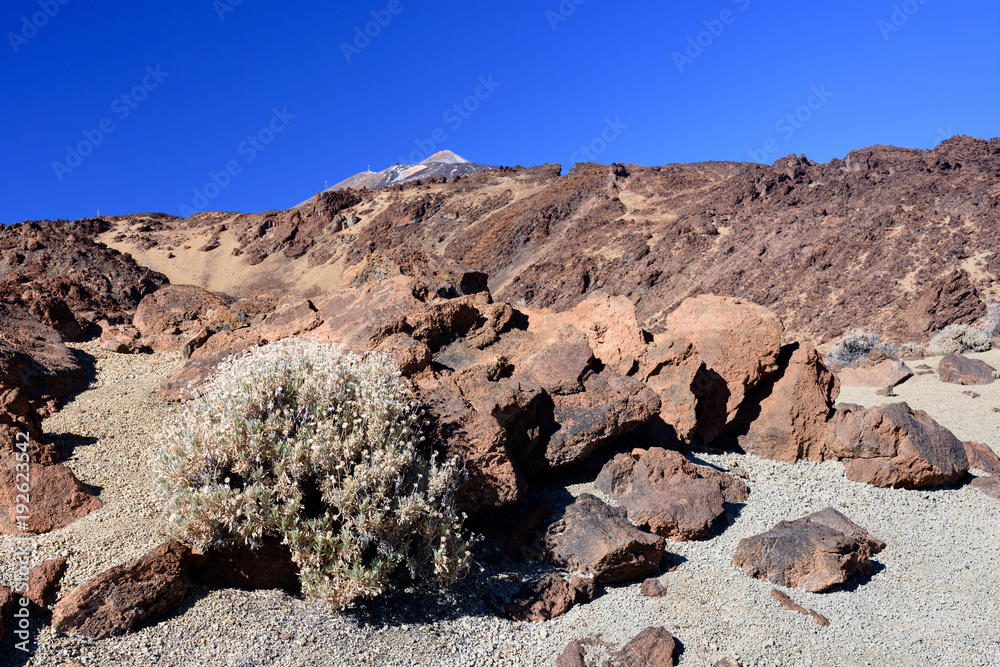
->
[827, 560, 886, 593]
[47, 432, 99, 459]
[68, 347, 99, 395]
[0, 613, 43, 667]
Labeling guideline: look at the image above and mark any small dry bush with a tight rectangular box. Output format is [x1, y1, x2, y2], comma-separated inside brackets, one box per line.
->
[155, 341, 471, 607]
[929, 324, 992, 355]
[828, 331, 899, 366]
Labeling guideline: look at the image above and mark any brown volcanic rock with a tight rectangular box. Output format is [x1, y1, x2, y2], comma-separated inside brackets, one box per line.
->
[102, 138, 1000, 346]
[542, 493, 665, 585]
[51, 541, 192, 639]
[837, 359, 913, 388]
[664, 295, 783, 444]
[639, 335, 702, 443]
[825, 402, 969, 488]
[0, 301, 87, 402]
[938, 354, 996, 385]
[0, 454, 103, 535]
[970, 476, 1000, 499]
[414, 373, 527, 513]
[26, 556, 67, 609]
[539, 370, 661, 472]
[733, 508, 885, 592]
[133, 284, 227, 344]
[905, 270, 987, 338]
[0, 217, 168, 340]
[595, 447, 748, 541]
[503, 574, 596, 622]
[606, 626, 678, 667]
[964, 441, 1000, 474]
[734, 341, 839, 463]
[549, 293, 649, 376]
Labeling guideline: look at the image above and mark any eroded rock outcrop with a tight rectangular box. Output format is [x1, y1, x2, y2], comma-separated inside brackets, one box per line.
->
[938, 354, 996, 386]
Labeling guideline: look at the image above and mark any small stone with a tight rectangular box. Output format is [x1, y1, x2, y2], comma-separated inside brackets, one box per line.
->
[962, 390, 980, 398]
[281, 631, 294, 640]
[640, 578, 669, 598]
[875, 385, 895, 396]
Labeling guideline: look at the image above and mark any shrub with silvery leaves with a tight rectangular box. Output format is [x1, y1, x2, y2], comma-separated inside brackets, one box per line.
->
[928, 324, 992, 355]
[827, 331, 899, 366]
[155, 341, 471, 607]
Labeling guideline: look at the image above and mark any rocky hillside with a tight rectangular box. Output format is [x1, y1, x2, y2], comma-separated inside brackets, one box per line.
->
[84, 136, 999, 345]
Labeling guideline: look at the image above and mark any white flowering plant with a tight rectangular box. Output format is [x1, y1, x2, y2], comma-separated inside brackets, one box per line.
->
[155, 341, 472, 607]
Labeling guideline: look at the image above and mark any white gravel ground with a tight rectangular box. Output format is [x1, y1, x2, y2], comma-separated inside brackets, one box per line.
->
[2, 343, 999, 666]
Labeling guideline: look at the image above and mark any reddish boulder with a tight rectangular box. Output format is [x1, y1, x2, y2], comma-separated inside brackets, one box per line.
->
[664, 295, 784, 443]
[0, 301, 87, 401]
[938, 354, 996, 386]
[415, 373, 527, 514]
[825, 402, 969, 488]
[970, 476, 1000, 500]
[542, 494, 665, 585]
[548, 293, 649, 376]
[538, 370, 661, 472]
[732, 508, 885, 592]
[639, 577, 669, 598]
[607, 626, 678, 667]
[503, 573, 596, 622]
[639, 335, 702, 444]
[595, 447, 748, 541]
[837, 358, 913, 388]
[26, 556, 67, 609]
[98, 324, 143, 353]
[735, 341, 839, 463]
[51, 541, 192, 639]
[964, 441, 1000, 475]
[0, 455, 103, 534]
[133, 284, 227, 349]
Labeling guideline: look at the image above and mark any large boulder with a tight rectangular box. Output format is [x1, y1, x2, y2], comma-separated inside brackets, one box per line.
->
[51, 541, 192, 639]
[542, 494, 665, 585]
[964, 441, 1000, 475]
[0, 301, 87, 402]
[664, 295, 784, 443]
[734, 341, 839, 463]
[938, 354, 996, 386]
[595, 447, 748, 541]
[825, 402, 969, 488]
[732, 508, 885, 592]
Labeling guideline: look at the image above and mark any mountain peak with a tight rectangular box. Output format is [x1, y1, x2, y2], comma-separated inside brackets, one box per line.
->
[420, 150, 469, 165]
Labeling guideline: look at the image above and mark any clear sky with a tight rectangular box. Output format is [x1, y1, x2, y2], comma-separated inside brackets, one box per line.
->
[2, 1, 998, 223]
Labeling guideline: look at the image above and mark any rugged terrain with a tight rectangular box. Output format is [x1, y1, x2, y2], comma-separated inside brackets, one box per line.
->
[85, 135, 1000, 343]
[1, 137, 999, 666]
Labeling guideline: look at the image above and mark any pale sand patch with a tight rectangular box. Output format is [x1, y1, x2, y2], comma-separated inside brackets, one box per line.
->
[838, 349, 1000, 449]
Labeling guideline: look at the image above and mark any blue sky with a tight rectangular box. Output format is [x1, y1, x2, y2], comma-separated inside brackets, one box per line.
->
[2, 1, 998, 223]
